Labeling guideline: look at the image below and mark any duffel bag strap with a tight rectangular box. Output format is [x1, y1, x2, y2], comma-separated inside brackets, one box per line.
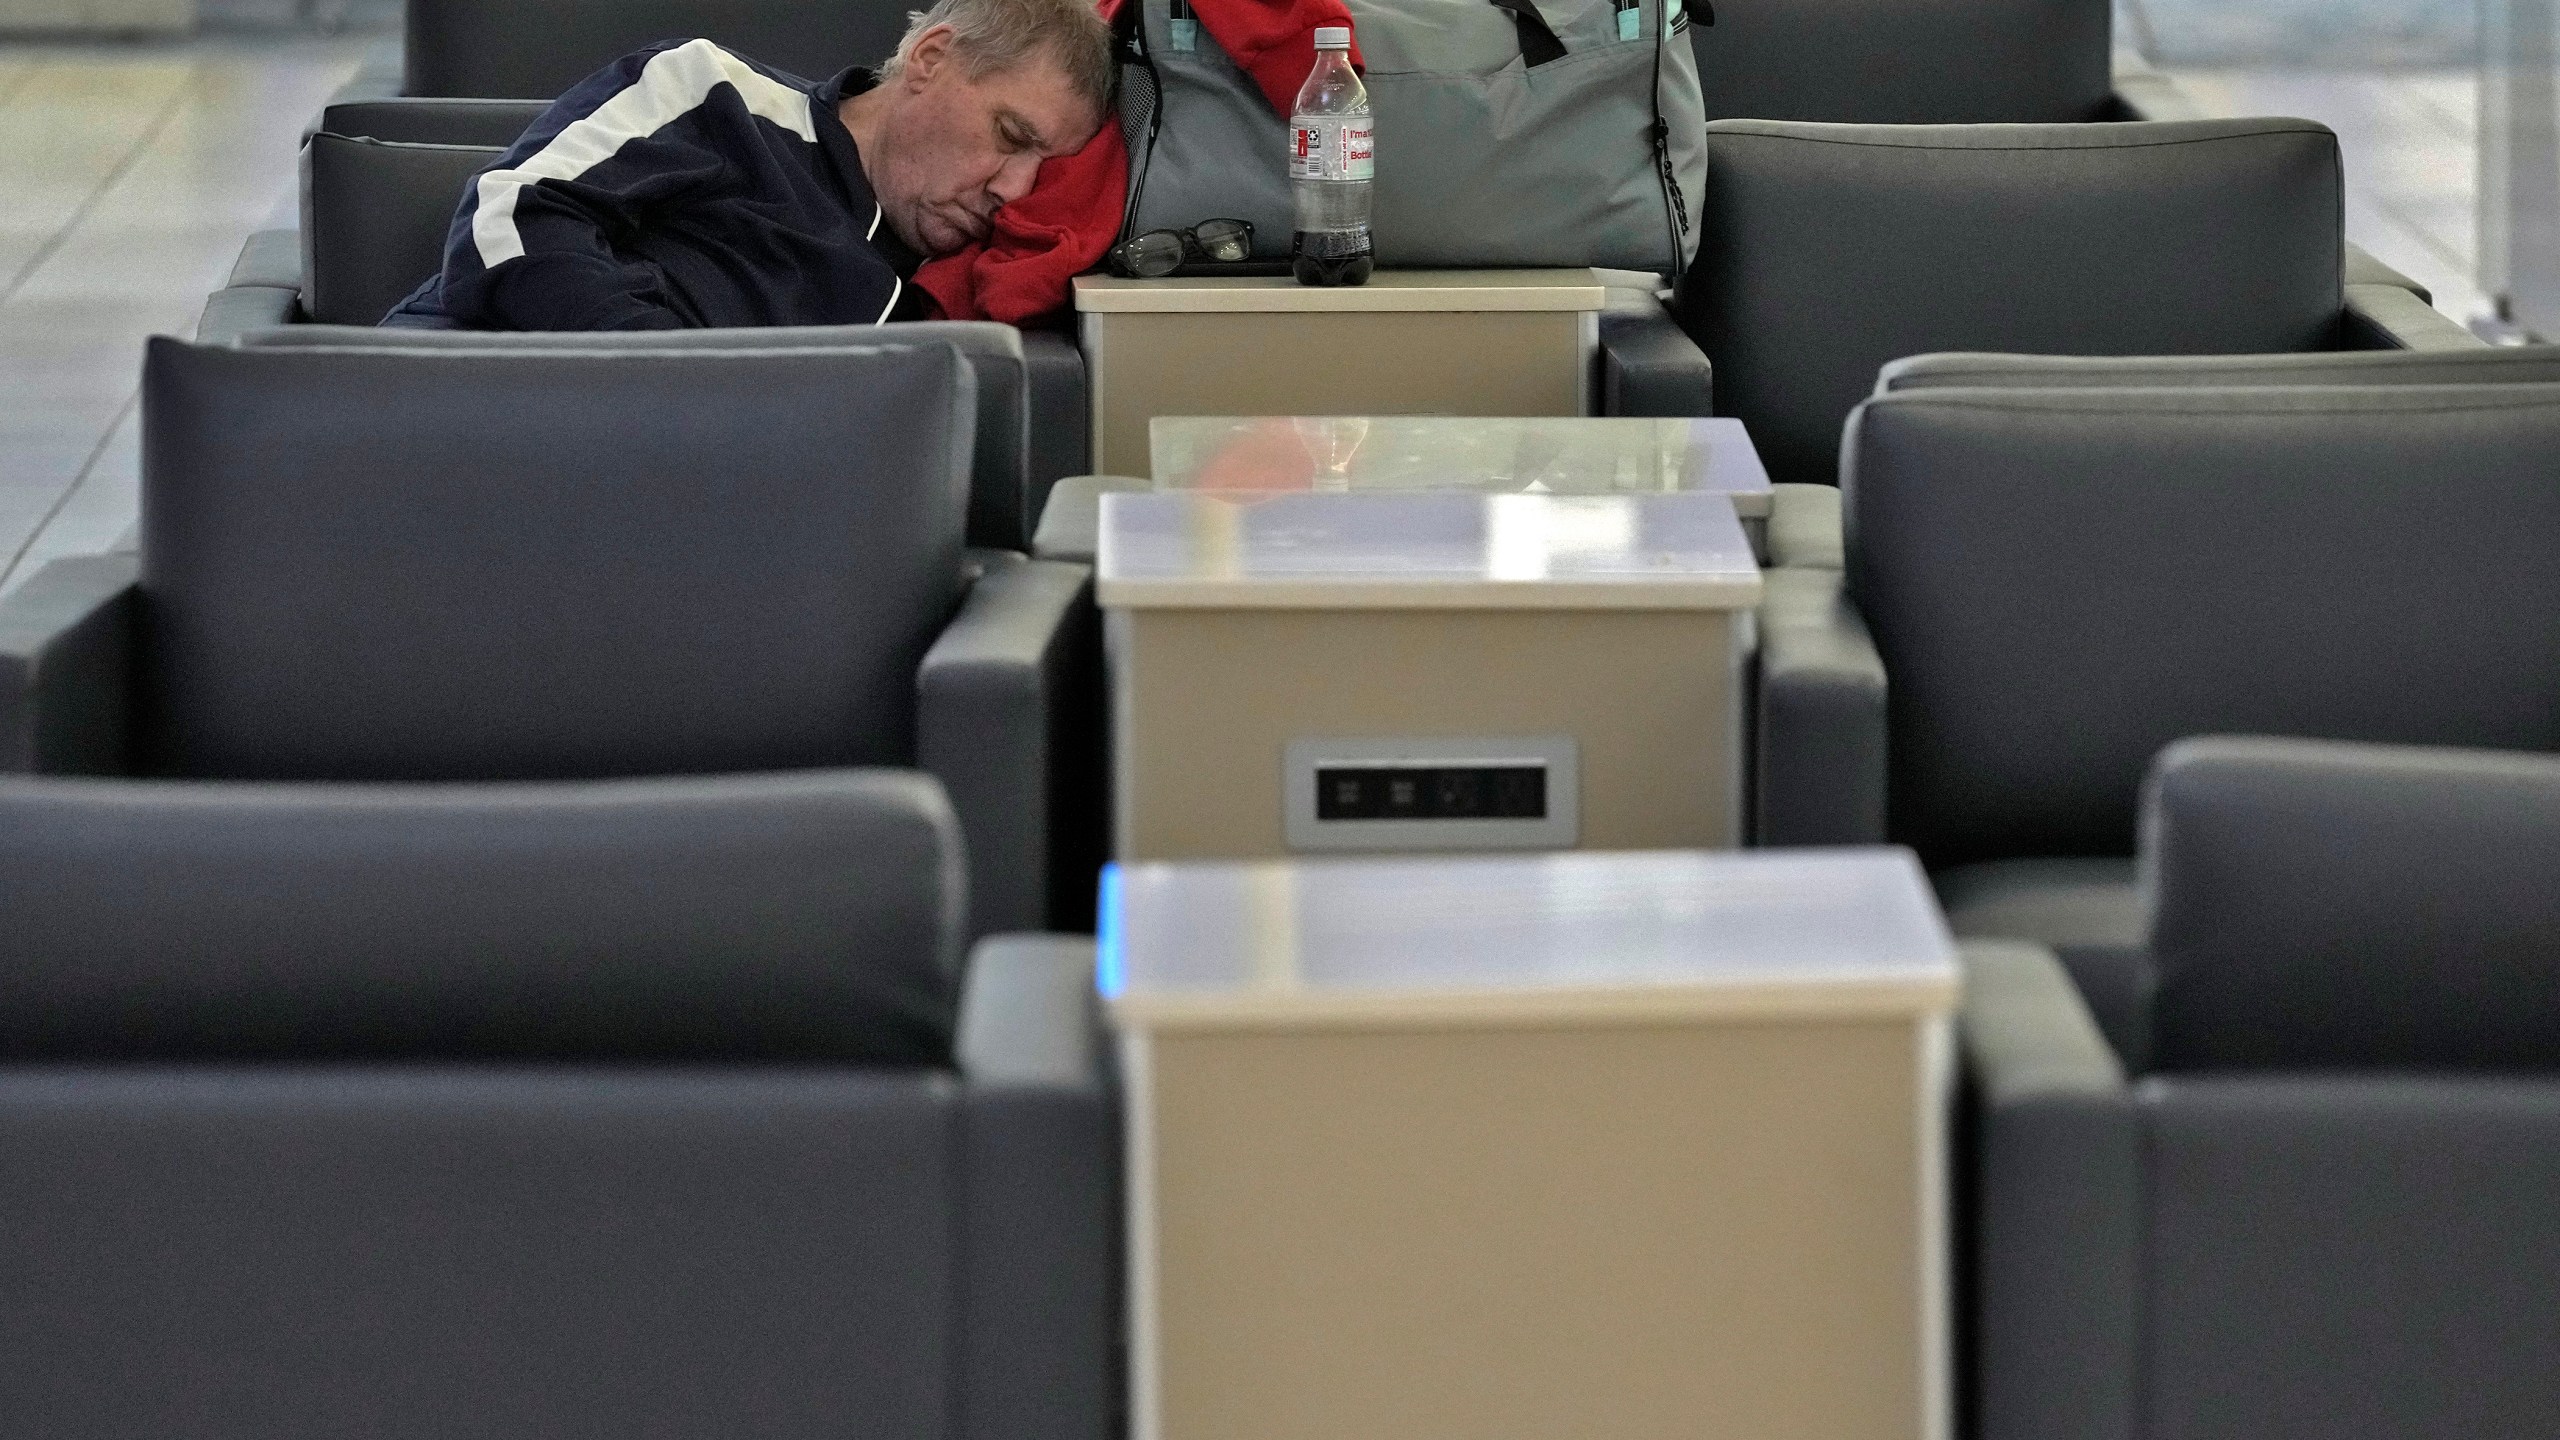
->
[1651, 0, 1693, 283]
[1115, 2, 1164, 246]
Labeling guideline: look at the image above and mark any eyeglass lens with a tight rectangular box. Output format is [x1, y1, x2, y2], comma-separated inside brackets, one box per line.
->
[1125, 230, 1188, 278]
[1193, 219, 1251, 261]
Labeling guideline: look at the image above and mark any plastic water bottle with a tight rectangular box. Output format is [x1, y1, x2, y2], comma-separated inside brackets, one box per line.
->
[1289, 25, 1373, 287]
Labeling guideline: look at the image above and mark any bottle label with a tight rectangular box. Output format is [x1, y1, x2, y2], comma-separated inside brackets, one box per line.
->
[1290, 117, 1375, 182]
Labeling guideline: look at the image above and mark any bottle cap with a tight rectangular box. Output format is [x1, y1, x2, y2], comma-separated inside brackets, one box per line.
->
[1312, 25, 1351, 48]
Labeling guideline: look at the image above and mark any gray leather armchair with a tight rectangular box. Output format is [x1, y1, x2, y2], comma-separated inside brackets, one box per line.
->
[0, 766, 1116, 1440]
[1963, 735, 2560, 1440]
[0, 336, 1098, 937]
[1675, 118, 2484, 492]
[1756, 371, 2560, 983]
[202, 102, 1091, 551]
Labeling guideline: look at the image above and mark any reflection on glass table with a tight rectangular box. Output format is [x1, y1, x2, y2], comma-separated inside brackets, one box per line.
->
[1096, 490, 1762, 608]
[1148, 415, 1773, 517]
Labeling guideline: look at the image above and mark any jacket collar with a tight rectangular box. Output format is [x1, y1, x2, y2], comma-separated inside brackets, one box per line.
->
[811, 67, 924, 276]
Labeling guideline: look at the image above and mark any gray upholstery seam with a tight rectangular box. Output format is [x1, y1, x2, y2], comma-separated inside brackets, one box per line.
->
[2132, 1095, 2157, 1440]
[1876, 393, 2560, 419]
[315, 133, 501, 154]
[1895, 355, 2514, 382]
[245, 345, 917, 361]
[1711, 126, 2334, 155]
[943, 1093, 972, 1440]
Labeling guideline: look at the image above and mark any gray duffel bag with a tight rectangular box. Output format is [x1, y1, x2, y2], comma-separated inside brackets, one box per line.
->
[1121, 0, 1707, 275]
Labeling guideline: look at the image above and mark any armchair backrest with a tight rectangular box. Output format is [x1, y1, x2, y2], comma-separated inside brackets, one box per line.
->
[1677, 119, 2344, 486]
[139, 336, 974, 782]
[406, 0, 917, 98]
[1692, 0, 2112, 125]
[1843, 382, 2560, 868]
[301, 131, 496, 326]
[0, 769, 964, 1063]
[2143, 737, 2560, 1072]
[245, 322, 1046, 549]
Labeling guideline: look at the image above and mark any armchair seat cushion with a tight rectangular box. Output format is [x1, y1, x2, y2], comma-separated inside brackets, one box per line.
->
[1935, 857, 2140, 949]
[2143, 1075, 2560, 1438]
[0, 1066, 966, 1440]
[1938, 857, 2149, 1067]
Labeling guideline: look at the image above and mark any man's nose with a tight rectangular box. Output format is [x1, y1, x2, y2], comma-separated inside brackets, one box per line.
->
[988, 153, 1041, 206]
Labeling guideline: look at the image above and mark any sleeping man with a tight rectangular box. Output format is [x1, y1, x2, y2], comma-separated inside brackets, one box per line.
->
[387, 0, 1112, 330]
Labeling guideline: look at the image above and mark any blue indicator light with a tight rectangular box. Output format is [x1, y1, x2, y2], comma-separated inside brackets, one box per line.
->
[1095, 864, 1127, 999]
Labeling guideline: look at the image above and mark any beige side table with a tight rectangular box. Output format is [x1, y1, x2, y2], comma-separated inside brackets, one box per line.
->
[1072, 270, 1608, 477]
[1098, 489, 1763, 862]
[1102, 846, 1963, 1440]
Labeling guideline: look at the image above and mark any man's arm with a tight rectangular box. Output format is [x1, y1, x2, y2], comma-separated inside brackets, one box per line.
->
[433, 39, 817, 331]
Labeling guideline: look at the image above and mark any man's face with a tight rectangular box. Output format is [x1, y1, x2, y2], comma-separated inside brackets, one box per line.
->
[868, 28, 1104, 256]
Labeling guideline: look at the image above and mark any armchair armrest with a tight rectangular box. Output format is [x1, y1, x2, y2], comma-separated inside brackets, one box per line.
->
[2145, 736, 2560, 1070]
[1031, 474, 1150, 565]
[955, 934, 1117, 1440]
[195, 283, 301, 345]
[957, 934, 1108, 1091]
[1754, 566, 1885, 846]
[318, 97, 548, 147]
[1766, 482, 1843, 569]
[1020, 328, 1090, 502]
[0, 553, 139, 775]
[920, 558, 1098, 937]
[227, 225, 302, 286]
[198, 229, 304, 343]
[1960, 939, 2140, 1440]
[2344, 243, 2430, 301]
[226, 228, 303, 290]
[1595, 290, 1712, 418]
[2342, 283, 2486, 351]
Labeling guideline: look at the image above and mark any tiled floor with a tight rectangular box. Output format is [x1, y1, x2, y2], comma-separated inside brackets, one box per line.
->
[0, 34, 373, 595]
[2167, 67, 2490, 323]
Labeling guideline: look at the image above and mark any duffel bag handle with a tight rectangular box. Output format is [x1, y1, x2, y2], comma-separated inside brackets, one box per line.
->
[1488, 0, 1568, 66]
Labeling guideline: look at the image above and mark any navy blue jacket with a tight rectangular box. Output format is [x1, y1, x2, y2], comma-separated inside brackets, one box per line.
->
[389, 39, 928, 330]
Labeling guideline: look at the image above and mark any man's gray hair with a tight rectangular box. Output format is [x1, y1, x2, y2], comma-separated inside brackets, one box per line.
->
[881, 0, 1115, 113]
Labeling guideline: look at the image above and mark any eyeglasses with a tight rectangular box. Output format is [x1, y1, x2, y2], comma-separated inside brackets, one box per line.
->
[1108, 218, 1253, 278]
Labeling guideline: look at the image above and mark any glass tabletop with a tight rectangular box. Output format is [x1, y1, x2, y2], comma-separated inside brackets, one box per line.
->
[1095, 490, 1761, 609]
[1101, 848, 1959, 1011]
[1148, 416, 1772, 514]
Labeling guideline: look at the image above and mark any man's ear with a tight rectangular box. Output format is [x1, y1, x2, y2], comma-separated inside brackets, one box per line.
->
[902, 24, 957, 87]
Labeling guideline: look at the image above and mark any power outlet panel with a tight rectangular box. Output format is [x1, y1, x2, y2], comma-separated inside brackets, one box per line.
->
[1284, 736, 1579, 853]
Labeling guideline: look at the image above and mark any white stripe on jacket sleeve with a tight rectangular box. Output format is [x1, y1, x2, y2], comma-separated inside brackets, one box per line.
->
[471, 39, 817, 268]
